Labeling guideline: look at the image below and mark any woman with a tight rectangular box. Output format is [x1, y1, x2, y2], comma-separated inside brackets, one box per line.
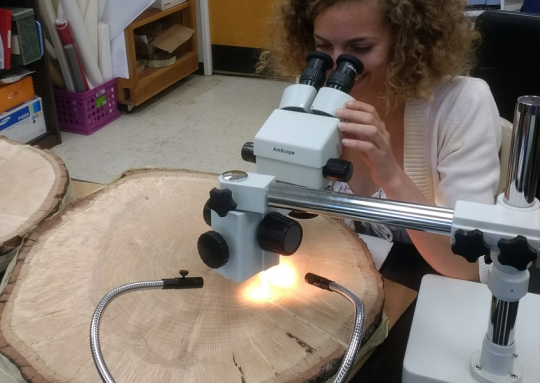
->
[258, 0, 501, 282]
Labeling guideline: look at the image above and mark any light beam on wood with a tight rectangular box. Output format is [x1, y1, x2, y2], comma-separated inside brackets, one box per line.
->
[0, 169, 384, 383]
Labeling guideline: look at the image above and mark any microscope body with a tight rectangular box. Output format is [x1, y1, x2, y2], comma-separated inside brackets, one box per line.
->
[252, 80, 356, 189]
[244, 53, 361, 190]
[254, 98, 346, 190]
[200, 53, 363, 282]
[202, 83, 354, 282]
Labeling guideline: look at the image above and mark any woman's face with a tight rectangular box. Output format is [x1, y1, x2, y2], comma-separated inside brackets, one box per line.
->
[313, 0, 393, 101]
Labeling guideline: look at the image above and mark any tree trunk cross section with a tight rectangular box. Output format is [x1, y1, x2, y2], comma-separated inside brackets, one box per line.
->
[0, 169, 384, 383]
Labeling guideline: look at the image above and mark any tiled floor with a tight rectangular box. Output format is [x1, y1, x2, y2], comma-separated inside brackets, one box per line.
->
[52, 75, 291, 184]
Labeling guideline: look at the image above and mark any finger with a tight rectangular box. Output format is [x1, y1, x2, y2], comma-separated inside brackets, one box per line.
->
[338, 122, 385, 149]
[342, 138, 380, 157]
[335, 108, 379, 127]
[345, 101, 380, 119]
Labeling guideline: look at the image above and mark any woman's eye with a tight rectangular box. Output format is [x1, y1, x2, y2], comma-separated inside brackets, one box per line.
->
[316, 44, 330, 50]
[352, 46, 372, 53]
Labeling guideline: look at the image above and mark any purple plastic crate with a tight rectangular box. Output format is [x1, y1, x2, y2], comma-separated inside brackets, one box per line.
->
[54, 78, 120, 135]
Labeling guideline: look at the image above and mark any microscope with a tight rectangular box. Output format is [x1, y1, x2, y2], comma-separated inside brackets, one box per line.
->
[198, 52, 363, 282]
[197, 51, 540, 382]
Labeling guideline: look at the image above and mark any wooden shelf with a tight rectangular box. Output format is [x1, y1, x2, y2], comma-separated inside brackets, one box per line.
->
[138, 50, 196, 84]
[116, 0, 198, 110]
[132, 2, 190, 29]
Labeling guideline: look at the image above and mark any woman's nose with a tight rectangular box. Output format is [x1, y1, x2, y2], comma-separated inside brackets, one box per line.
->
[330, 51, 344, 71]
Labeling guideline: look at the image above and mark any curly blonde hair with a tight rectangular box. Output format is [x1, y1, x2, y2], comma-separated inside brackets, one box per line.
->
[258, 0, 479, 104]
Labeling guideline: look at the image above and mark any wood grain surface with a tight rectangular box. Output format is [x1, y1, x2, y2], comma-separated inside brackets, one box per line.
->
[0, 169, 384, 383]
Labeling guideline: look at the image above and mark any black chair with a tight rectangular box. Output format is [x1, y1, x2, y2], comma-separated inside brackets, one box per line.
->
[472, 10, 540, 121]
[471, 10, 540, 199]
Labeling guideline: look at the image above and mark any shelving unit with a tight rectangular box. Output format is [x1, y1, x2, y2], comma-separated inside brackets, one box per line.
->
[116, 1, 199, 111]
[0, 0, 61, 148]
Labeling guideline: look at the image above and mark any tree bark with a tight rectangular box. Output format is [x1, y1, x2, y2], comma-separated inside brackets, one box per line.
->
[0, 169, 384, 383]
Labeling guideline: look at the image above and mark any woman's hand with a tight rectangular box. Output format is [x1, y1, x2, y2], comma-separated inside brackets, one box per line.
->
[335, 100, 402, 189]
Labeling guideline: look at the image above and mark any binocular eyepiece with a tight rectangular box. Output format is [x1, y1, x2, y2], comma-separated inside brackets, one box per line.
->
[299, 51, 364, 94]
[299, 51, 333, 91]
[327, 54, 364, 94]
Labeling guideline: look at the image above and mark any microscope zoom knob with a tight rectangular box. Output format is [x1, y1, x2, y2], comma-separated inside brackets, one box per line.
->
[208, 188, 237, 217]
[241, 142, 256, 163]
[257, 212, 303, 255]
[451, 229, 491, 263]
[498, 235, 538, 271]
[322, 159, 354, 182]
[198, 231, 230, 269]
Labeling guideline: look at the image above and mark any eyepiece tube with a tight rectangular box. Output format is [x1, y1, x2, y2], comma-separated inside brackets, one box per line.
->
[326, 54, 364, 95]
[310, 54, 364, 116]
[279, 52, 333, 112]
[299, 51, 333, 91]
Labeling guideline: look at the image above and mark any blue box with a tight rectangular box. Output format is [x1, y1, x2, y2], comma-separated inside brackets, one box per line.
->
[486, 0, 502, 9]
[0, 97, 46, 143]
[466, 0, 501, 9]
[466, 0, 487, 9]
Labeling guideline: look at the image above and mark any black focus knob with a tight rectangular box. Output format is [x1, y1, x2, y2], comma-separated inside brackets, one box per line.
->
[498, 235, 538, 271]
[451, 229, 491, 263]
[322, 158, 353, 182]
[198, 231, 229, 269]
[257, 212, 303, 255]
[241, 142, 256, 163]
[203, 199, 212, 226]
[208, 188, 237, 217]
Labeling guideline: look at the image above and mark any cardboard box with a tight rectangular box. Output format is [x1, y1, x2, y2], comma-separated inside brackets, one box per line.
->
[0, 76, 35, 113]
[149, 0, 187, 11]
[135, 23, 194, 56]
[0, 97, 46, 143]
[152, 24, 194, 53]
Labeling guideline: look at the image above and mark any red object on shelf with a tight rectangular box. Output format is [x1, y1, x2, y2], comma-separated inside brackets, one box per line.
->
[0, 8, 12, 70]
[55, 19, 89, 91]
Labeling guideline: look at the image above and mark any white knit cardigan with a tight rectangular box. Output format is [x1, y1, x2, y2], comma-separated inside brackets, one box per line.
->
[403, 76, 501, 282]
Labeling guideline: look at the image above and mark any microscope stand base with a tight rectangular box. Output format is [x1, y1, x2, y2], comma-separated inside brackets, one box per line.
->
[471, 350, 522, 383]
[402, 275, 540, 383]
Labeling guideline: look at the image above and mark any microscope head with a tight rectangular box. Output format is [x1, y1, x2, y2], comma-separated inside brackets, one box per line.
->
[242, 52, 364, 189]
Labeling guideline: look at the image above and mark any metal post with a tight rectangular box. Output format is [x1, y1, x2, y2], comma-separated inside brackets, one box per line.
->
[504, 96, 540, 208]
[488, 297, 519, 346]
